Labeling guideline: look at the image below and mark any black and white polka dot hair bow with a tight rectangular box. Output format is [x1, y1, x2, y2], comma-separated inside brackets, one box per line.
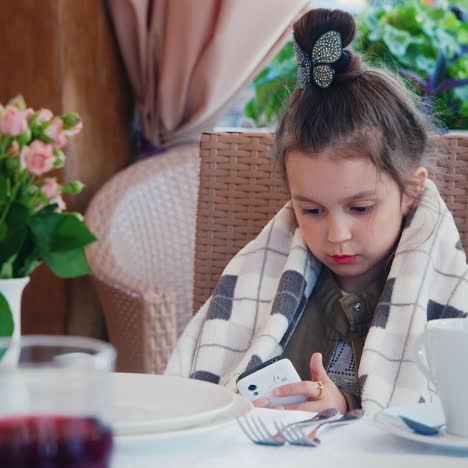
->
[293, 30, 343, 89]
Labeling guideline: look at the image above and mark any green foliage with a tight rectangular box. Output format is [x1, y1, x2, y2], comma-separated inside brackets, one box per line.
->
[0, 290, 13, 359]
[0, 96, 95, 340]
[244, 42, 297, 125]
[244, 0, 468, 130]
[0, 96, 94, 282]
[355, 0, 468, 129]
[0, 293, 13, 338]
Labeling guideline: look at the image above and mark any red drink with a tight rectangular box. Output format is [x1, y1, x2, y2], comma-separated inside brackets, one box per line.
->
[0, 415, 113, 468]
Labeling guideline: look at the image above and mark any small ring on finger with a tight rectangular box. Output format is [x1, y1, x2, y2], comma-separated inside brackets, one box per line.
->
[315, 380, 324, 399]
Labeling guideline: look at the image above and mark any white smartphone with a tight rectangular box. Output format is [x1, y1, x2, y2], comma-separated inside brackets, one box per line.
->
[236, 356, 307, 407]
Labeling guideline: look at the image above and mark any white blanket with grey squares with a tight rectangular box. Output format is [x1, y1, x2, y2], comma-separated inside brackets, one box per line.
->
[165, 179, 468, 415]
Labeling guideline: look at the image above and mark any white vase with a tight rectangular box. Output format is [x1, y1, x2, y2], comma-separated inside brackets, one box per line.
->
[0, 277, 30, 364]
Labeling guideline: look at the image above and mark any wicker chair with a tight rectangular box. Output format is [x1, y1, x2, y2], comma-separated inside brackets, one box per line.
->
[194, 131, 468, 312]
[85, 144, 199, 374]
[86, 131, 468, 374]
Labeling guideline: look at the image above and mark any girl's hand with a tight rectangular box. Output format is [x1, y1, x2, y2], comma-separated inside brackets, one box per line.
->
[269, 352, 347, 414]
[253, 397, 271, 408]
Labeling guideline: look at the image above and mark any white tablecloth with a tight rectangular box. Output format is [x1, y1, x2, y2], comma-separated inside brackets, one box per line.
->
[112, 408, 468, 468]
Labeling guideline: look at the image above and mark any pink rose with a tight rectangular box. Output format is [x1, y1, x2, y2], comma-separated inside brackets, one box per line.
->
[25, 108, 34, 120]
[41, 177, 60, 199]
[36, 108, 53, 123]
[0, 105, 28, 136]
[50, 195, 66, 212]
[20, 141, 55, 176]
[45, 117, 67, 149]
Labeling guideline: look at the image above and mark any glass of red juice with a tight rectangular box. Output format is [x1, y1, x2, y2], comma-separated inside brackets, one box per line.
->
[0, 335, 116, 468]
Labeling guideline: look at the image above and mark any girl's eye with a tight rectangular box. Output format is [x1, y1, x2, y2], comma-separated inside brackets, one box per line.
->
[302, 208, 322, 216]
[351, 205, 374, 214]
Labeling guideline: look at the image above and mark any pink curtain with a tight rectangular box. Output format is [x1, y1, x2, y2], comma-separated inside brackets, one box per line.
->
[107, 0, 310, 149]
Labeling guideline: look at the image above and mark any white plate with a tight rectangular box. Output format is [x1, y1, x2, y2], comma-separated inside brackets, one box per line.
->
[114, 394, 253, 447]
[374, 403, 468, 451]
[111, 373, 235, 435]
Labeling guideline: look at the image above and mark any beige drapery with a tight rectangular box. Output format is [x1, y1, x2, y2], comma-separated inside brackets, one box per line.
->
[107, 0, 310, 148]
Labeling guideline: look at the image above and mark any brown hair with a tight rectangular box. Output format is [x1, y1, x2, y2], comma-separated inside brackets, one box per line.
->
[274, 8, 434, 194]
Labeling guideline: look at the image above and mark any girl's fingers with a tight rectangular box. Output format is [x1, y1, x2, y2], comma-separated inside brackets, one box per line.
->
[273, 380, 323, 399]
[253, 397, 270, 408]
[276, 400, 323, 412]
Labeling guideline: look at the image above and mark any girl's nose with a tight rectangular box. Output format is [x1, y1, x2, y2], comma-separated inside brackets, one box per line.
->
[327, 218, 352, 244]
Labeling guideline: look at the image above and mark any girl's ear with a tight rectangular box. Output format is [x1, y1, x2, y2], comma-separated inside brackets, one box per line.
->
[402, 167, 428, 215]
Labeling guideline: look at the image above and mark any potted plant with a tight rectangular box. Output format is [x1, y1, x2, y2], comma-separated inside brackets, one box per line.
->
[244, 0, 468, 131]
[0, 95, 96, 358]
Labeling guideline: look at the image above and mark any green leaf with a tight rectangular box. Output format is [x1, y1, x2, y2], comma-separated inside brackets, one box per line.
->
[411, 44, 438, 75]
[5, 157, 20, 173]
[387, 5, 421, 34]
[425, 5, 446, 22]
[448, 56, 468, 80]
[15, 257, 41, 278]
[442, 11, 462, 35]
[244, 99, 260, 122]
[459, 23, 468, 44]
[455, 86, 468, 103]
[27, 211, 96, 278]
[12, 232, 41, 278]
[460, 100, 468, 118]
[52, 215, 96, 251]
[16, 128, 32, 147]
[0, 174, 8, 199]
[43, 248, 91, 278]
[436, 29, 461, 58]
[0, 202, 29, 267]
[2, 258, 18, 279]
[0, 136, 14, 155]
[253, 68, 269, 83]
[0, 292, 14, 338]
[29, 211, 96, 251]
[27, 210, 60, 252]
[451, 0, 468, 8]
[0, 223, 7, 243]
[382, 25, 414, 60]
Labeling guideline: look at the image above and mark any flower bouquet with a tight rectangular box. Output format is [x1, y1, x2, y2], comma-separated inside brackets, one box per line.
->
[0, 95, 96, 340]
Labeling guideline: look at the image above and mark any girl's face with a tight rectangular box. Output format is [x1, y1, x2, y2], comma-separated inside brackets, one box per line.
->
[286, 148, 425, 292]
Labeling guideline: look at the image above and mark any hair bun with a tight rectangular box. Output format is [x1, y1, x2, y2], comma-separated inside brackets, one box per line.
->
[293, 8, 363, 82]
[293, 8, 356, 51]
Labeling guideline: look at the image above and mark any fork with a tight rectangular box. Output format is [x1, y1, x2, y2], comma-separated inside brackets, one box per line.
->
[237, 408, 340, 446]
[279, 409, 365, 446]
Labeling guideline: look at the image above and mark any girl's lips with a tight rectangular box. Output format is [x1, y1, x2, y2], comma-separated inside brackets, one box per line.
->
[331, 255, 357, 264]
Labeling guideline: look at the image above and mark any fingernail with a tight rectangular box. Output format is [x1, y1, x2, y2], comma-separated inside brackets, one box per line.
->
[272, 388, 281, 396]
[256, 397, 270, 407]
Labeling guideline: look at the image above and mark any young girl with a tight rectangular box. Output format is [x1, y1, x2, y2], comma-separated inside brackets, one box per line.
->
[165, 8, 467, 416]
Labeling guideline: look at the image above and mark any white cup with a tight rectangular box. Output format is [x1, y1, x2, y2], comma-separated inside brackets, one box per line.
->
[415, 318, 468, 437]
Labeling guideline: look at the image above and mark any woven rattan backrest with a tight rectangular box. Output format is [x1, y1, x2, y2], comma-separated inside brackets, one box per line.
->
[193, 132, 287, 312]
[194, 131, 468, 313]
[432, 134, 468, 247]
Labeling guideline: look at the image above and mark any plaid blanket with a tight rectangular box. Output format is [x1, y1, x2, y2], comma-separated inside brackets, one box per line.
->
[165, 180, 468, 414]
